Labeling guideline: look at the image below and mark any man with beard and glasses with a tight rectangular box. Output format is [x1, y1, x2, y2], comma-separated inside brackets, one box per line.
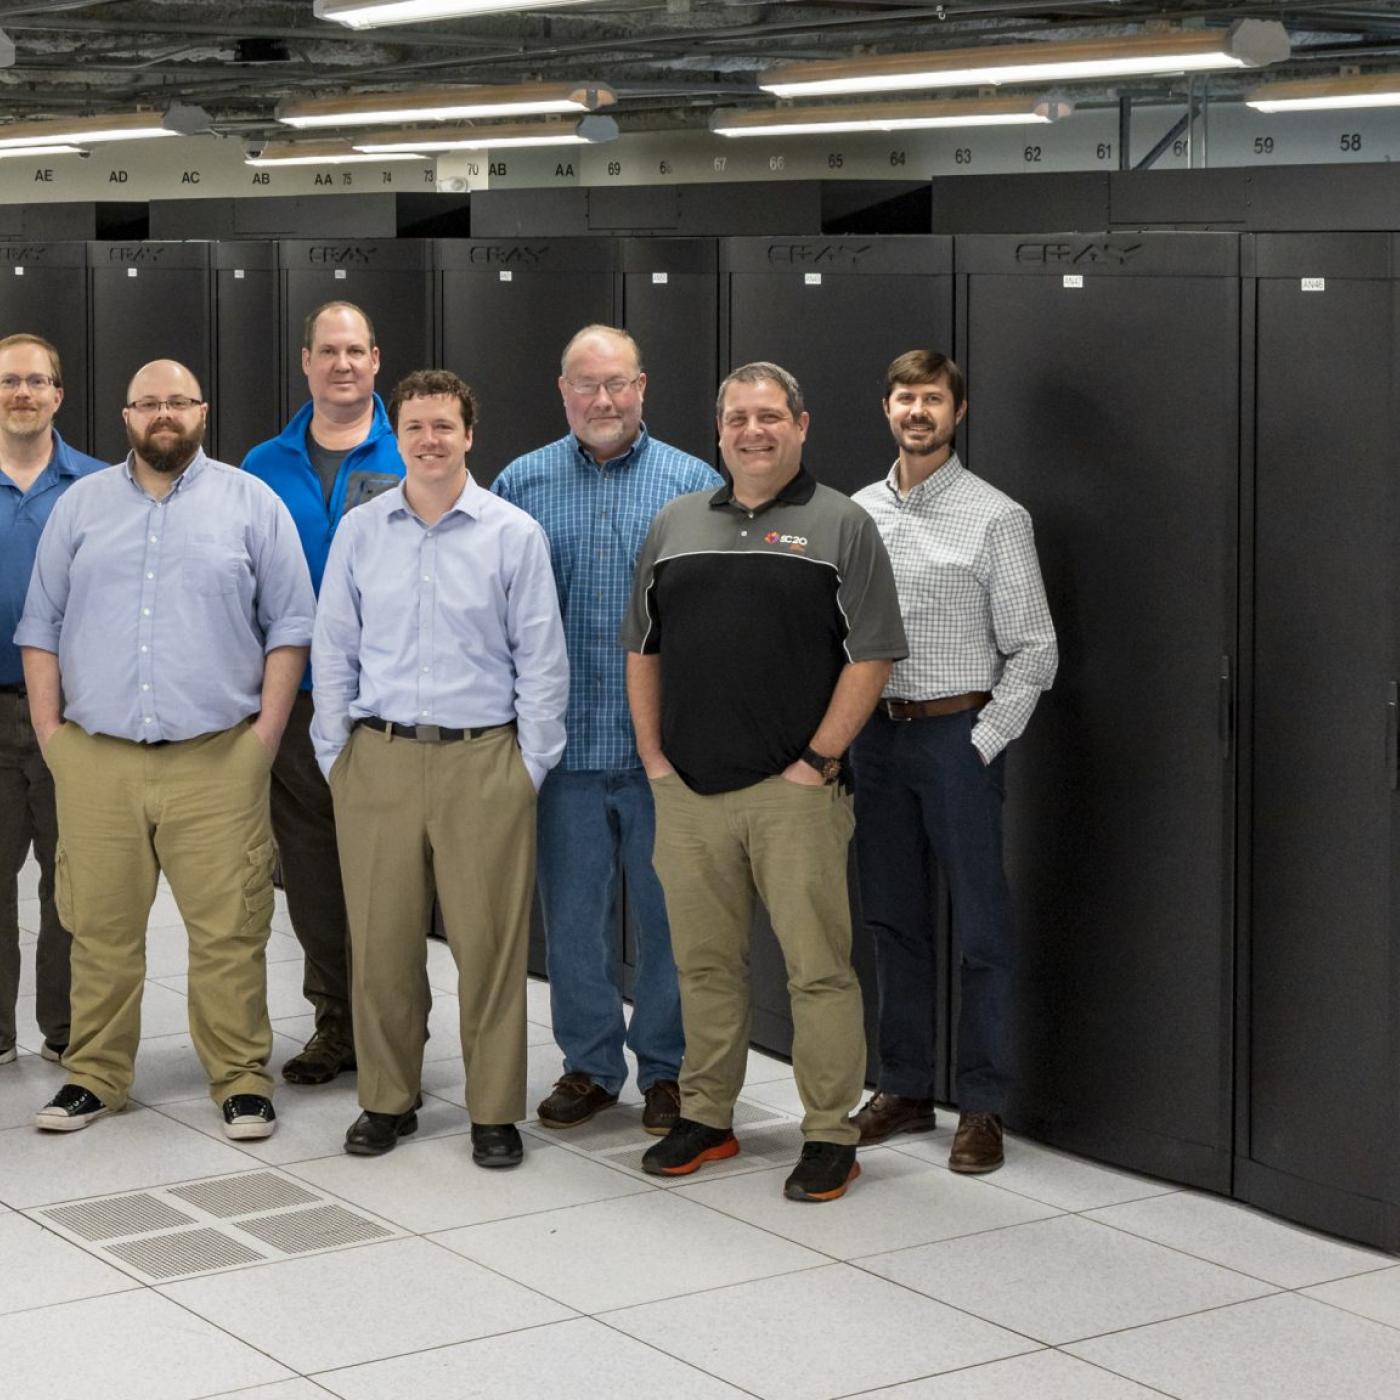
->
[242, 302, 404, 1089]
[17, 359, 315, 1137]
[0, 334, 104, 1072]
[849, 350, 1057, 1175]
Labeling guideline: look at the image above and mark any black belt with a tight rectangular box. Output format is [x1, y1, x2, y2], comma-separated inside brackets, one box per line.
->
[355, 716, 513, 743]
[0, 683, 25, 695]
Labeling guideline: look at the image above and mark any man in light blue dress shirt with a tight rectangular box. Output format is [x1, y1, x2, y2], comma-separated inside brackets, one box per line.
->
[18, 360, 315, 1138]
[492, 326, 720, 1137]
[313, 369, 568, 1168]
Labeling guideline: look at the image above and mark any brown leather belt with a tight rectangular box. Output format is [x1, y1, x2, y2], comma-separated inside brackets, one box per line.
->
[881, 692, 990, 721]
[356, 716, 513, 743]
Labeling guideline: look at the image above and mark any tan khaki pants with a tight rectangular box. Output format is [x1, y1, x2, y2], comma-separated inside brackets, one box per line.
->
[650, 774, 864, 1145]
[330, 723, 535, 1123]
[48, 721, 277, 1110]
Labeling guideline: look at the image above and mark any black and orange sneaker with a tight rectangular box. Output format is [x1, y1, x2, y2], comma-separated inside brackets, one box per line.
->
[641, 1117, 739, 1176]
[783, 1142, 861, 1202]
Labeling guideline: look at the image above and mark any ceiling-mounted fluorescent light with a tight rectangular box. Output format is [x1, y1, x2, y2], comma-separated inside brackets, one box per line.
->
[354, 116, 617, 151]
[710, 96, 1071, 138]
[761, 20, 1290, 98]
[1246, 72, 1400, 112]
[0, 110, 182, 150]
[278, 81, 614, 129]
[0, 144, 85, 159]
[314, 0, 594, 29]
[246, 140, 429, 166]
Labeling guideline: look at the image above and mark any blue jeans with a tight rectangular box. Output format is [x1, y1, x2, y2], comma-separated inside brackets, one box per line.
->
[851, 709, 1012, 1114]
[536, 768, 683, 1095]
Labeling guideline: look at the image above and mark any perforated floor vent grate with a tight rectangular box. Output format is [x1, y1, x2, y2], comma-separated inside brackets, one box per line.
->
[40, 1192, 196, 1240]
[235, 1203, 394, 1254]
[168, 1171, 320, 1217]
[104, 1227, 266, 1279]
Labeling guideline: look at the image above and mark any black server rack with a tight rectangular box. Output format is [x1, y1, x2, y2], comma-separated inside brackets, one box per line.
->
[0, 242, 92, 457]
[720, 235, 954, 496]
[213, 242, 281, 464]
[88, 242, 214, 464]
[279, 239, 434, 427]
[955, 230, 1241, 1190]
[619, 238, 720, 469]
[436, 237, 621, 485]
[1238, 233, 1400, 1250]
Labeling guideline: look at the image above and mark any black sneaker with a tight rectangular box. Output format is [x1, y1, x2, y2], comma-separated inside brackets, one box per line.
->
[40, 1040, 67, 1064]
[784, 1142, 861, 1202]
[34, 1084, 109, 1131]
[222, 1094, 277, 1140]
[641, 1117, 739, 1176]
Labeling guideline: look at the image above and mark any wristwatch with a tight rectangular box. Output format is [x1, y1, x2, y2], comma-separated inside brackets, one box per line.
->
[800, 747, 843, 785]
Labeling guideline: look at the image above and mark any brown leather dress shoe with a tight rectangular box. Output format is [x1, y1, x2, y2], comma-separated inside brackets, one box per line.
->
[642, 1080, 681, 1136]
[851, 1091, 937, 1145]
[949, 1111, 1004, 1173]
[536, 1072, 619, 1128]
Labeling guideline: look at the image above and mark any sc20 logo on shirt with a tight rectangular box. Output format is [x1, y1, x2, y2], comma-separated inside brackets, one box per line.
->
[763, 531, 808, 554]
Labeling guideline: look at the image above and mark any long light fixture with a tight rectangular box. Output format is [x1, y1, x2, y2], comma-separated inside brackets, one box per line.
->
[761, 20, 1290, 98]
[278, 81, 614, 129]
[354, 116, 614, 151]
[1246, 72, 1400, 113]
[0, 111, 179, 150]
[710, 96, 1070, 138]
[314, 0, 594, 29]
[246, 140, 429, 166]
[0, 145, 85, 159]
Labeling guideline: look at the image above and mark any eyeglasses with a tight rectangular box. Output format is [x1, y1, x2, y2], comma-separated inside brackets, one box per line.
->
[0, 374, 56, 392]
[564, 375, 640, 398]
[126, 396, 204, 414]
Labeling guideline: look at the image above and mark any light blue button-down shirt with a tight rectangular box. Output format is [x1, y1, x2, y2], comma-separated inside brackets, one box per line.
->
[16, 451, 316, 742]
[492, 425, 720, 772]
[310, 474, 569, 788]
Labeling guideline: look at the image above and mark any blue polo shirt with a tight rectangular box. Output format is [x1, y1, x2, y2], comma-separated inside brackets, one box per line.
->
[0, 428, 105, 685]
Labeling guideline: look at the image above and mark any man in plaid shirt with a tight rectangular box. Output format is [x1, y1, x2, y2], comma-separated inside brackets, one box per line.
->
[492, 326, 720, 1137]
[850, 349, 1057, 1174]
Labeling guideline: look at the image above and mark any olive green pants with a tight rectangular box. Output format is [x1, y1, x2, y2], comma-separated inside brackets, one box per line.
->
[48, 721, 277, 1110]
[650, 774, 864, 1145]
[330, 723, 535, 1124]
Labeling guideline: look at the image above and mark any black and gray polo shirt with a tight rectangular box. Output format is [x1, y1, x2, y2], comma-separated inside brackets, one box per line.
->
[622, 466, 908, 794]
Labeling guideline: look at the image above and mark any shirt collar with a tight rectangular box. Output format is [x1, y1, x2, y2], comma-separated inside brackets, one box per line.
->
[121, 446, 208, 496]
[709, 464, 817, 513]
[572, 422, 650, 473]
[883, 452, 964, 503]
[388, 471, 487, 523]
[48, 429, 83, 478]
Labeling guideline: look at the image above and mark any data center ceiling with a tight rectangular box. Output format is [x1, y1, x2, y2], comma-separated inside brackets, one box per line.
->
[3, 1, 1400, 139]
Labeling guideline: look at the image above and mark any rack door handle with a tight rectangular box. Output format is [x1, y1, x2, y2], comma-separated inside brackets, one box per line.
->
[1218, 655, 1233, 760]
[1388, 683, 1398, 791]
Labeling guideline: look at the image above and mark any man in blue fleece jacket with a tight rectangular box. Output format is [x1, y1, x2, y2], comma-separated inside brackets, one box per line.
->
[241, 301, 403, 1084]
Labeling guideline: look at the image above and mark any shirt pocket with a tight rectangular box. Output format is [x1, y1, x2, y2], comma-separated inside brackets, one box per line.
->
[183, 530, 248, 598]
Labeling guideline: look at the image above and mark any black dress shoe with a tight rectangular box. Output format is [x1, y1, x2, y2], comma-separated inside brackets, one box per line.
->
[471, 1122, 523, 1169]
[344, 1095, 422, 1156]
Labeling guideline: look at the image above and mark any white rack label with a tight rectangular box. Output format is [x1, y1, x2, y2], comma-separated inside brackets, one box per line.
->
[500, 270, 513, 282]
[234, 269, 245, 279]
[805, 272, 822, 285]
[334, 269, 346, 280]
[128, 268, 138, 278]
[652, 271, 668, 284]
[1063, 274, 1084, 288]
[1301, 277, 1325, 292]
[13, 267, 22, 277]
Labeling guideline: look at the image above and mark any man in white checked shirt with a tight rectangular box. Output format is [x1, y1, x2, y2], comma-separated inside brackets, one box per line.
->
[849, 349, 1057, 1175]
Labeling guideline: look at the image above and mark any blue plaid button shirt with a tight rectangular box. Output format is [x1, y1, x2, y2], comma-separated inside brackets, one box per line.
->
[493, 426, 720, 771]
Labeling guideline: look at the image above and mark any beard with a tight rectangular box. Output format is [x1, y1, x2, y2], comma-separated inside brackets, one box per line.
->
[896, 420, 953, 458]
[128, 417, 203, 474]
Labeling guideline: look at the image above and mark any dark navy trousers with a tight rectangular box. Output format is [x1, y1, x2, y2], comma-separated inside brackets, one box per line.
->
[851, 708, 1013, 1114]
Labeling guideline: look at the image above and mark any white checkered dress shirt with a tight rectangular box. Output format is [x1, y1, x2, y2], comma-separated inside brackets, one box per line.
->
[853, 454, 1057, 761]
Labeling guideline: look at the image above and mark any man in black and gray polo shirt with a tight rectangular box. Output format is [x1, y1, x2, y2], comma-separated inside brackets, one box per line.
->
[623, 360, 906, 1203]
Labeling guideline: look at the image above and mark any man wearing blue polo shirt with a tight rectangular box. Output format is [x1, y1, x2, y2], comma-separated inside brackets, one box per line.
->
[0, 333, 104, 1070]
[492, 326, 720, 1136]
[242, 301, 404, 1086]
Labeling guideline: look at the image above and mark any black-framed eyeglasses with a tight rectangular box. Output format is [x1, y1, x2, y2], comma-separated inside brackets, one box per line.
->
[126, 396, 204, 414]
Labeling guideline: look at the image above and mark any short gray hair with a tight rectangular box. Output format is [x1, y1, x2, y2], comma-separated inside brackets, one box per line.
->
[716, 361, 804, 420]
[560, 324, 643, 376]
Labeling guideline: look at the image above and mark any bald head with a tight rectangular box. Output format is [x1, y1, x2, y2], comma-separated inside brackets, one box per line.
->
[560, 325, 641, 379]
[126, 359, 203, 406]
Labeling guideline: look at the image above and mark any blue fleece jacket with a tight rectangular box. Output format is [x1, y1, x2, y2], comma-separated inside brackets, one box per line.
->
[240, 394, 404, 597]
